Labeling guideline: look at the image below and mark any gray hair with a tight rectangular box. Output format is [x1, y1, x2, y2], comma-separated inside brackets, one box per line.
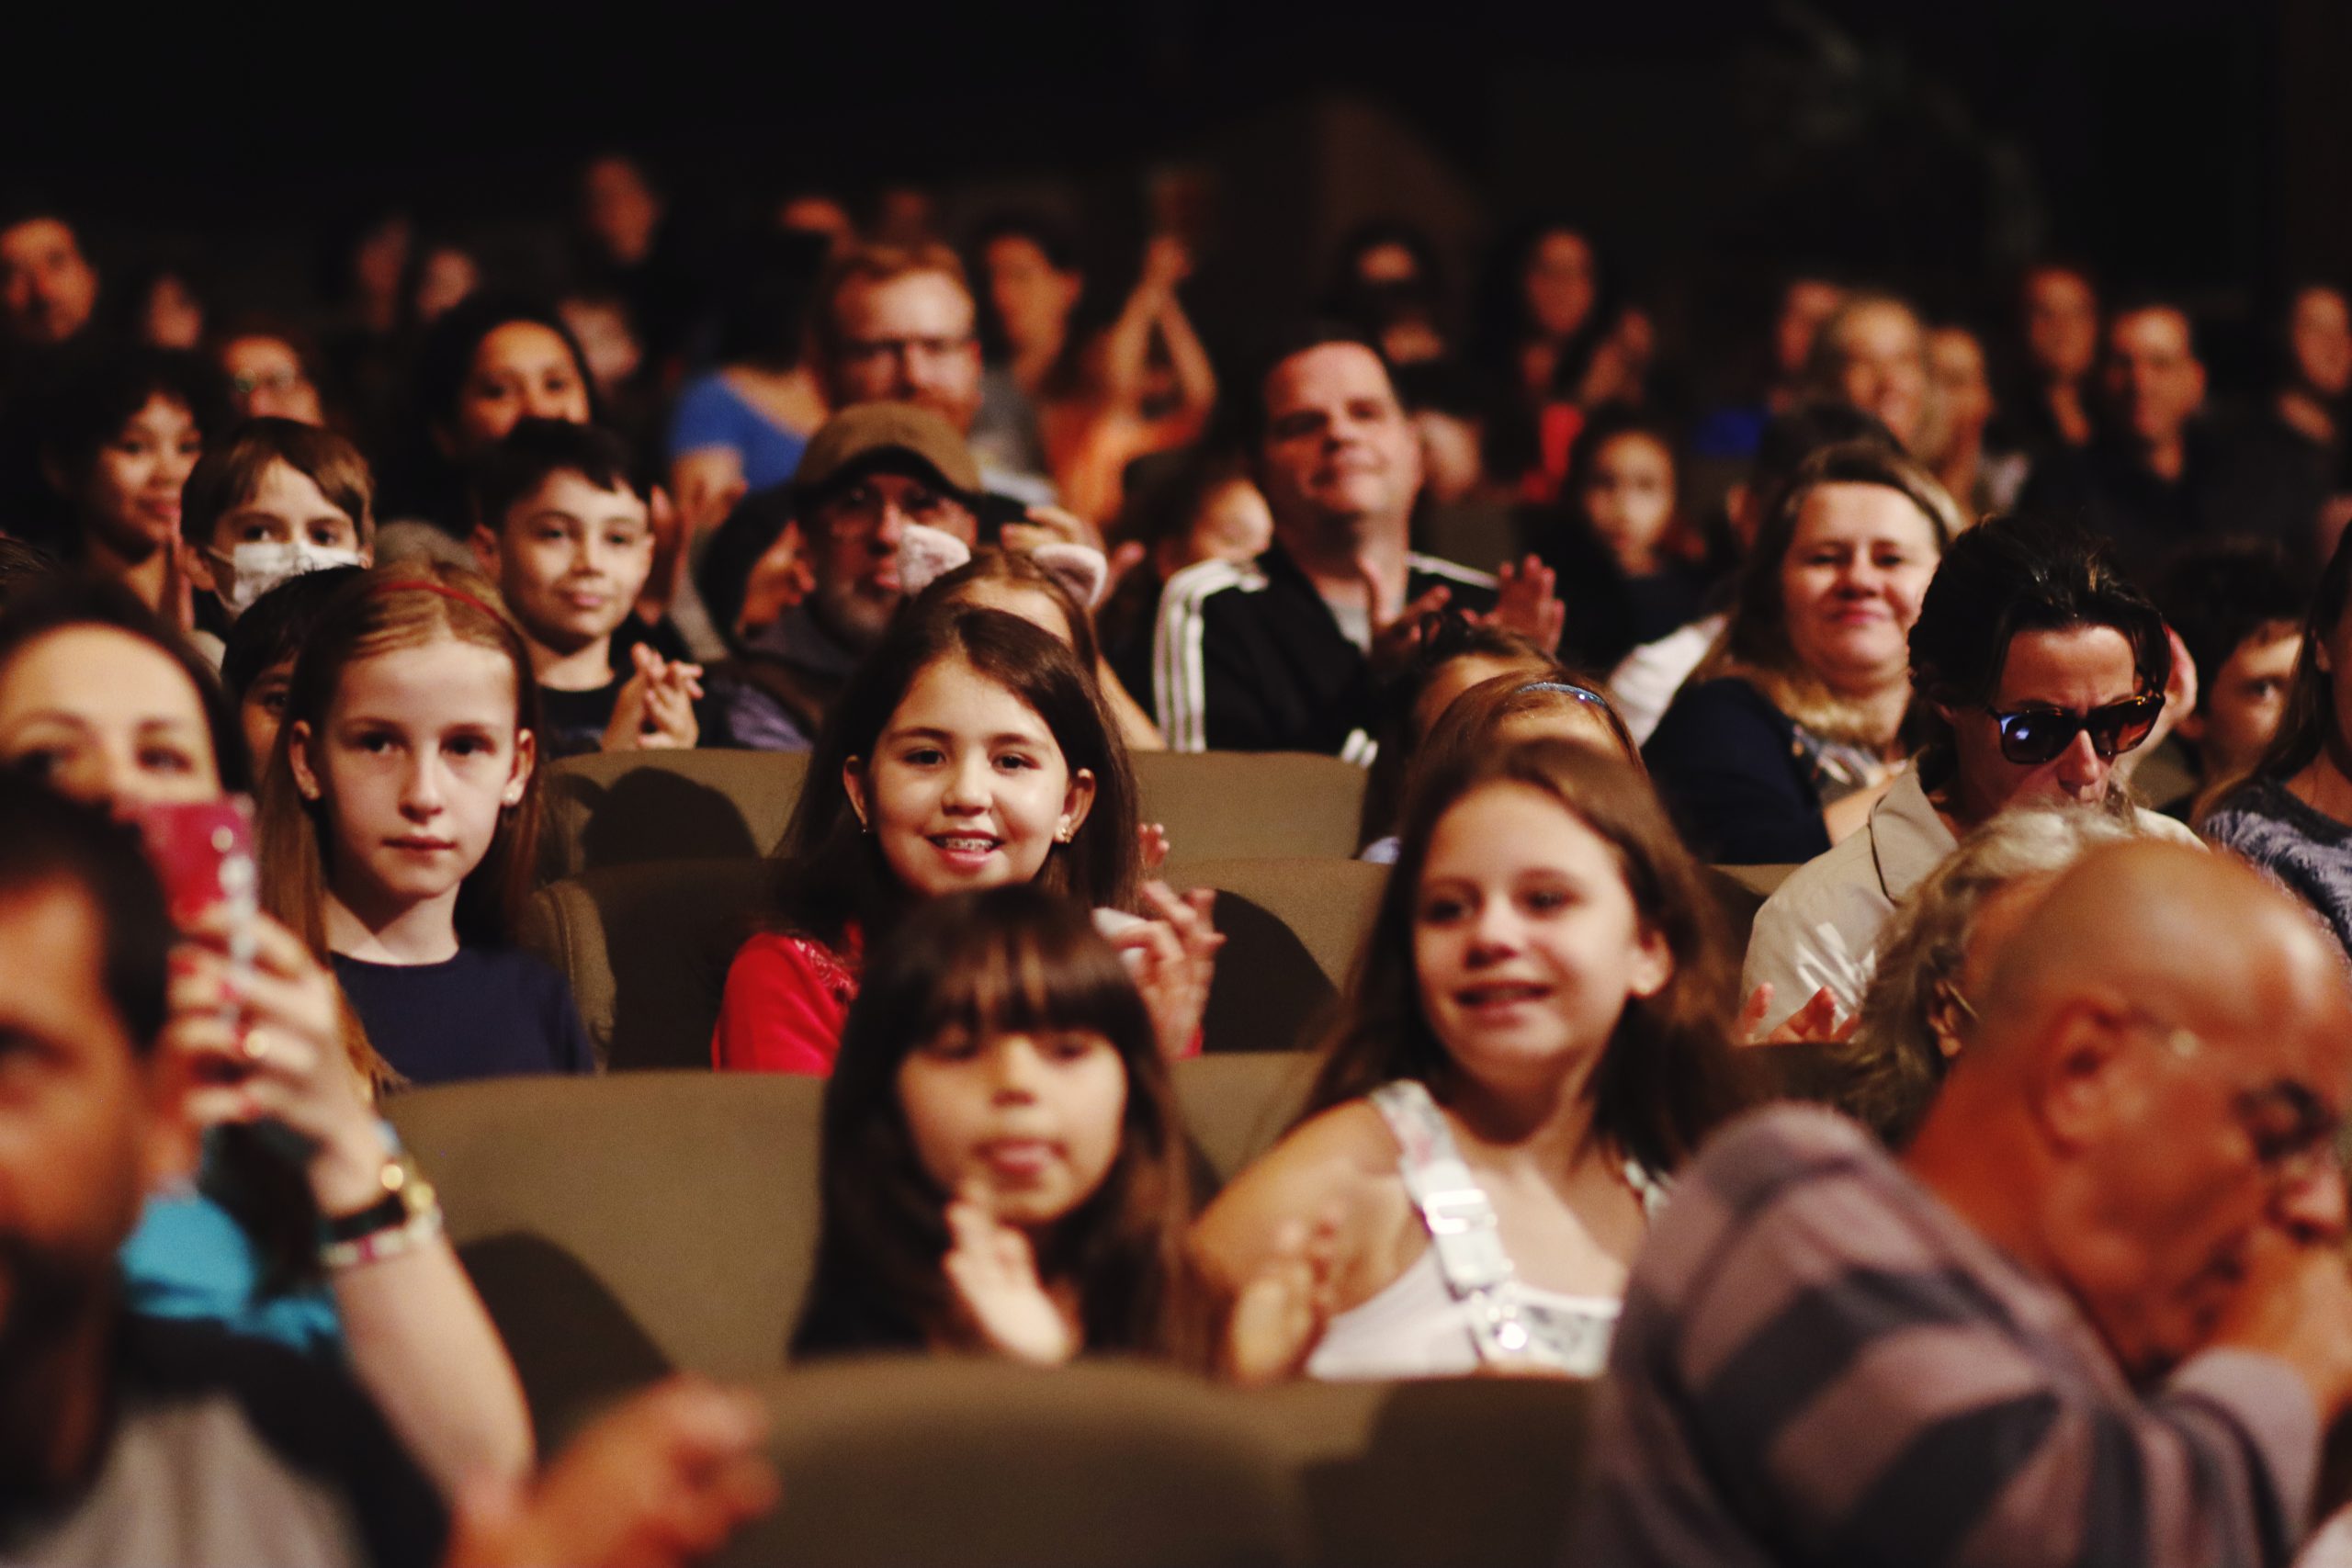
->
[1842, 803, 2154, 1144]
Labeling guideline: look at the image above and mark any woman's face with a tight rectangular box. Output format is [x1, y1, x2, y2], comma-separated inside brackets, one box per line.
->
[1412, 782, 1669, 1094]
[0, 625, 220, 816]
[1522, 231, 1597, 342]
[2290, 287, 2352, 401]
[898, 1024, 1128, 1234]
[848, 657, 1096, 902]
[1778, 481, 1941, 694]
[449, 322, 591, 452]
[76, 394, 202, 562]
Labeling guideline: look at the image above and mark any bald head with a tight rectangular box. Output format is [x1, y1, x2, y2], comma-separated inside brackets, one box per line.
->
[1915, 840, 2352, 1380]
[1974, 841, 2352, 1070]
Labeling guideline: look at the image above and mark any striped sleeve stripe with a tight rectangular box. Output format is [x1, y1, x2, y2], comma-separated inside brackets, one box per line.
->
[1151, 558, 1262, 753]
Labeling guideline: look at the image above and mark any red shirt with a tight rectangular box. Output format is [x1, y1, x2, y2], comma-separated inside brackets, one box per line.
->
[711, 925, 863, 1075]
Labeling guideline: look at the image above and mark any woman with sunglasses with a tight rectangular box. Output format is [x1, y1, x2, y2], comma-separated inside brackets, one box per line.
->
[1744, 511, 2198, 1035]
[2200, 527, 2352, 960]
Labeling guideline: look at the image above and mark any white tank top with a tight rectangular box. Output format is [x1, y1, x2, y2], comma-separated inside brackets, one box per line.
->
[1304, 1080, 1664, 1382]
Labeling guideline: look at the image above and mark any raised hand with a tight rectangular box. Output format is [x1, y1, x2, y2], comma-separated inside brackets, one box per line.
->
[1111, 882, 1224, 1061]
[1363, 553, 1455, 678]
[1136, 821, 1171, 874]
[943, 1190, 1077, 1366]
[1224, 1211, 1341, 1386]
[1484, 554, 1565, 654]
[604, 644, 704, 752]
[168, 908, 389, 1212]
[1736, 982, 1856, 1047]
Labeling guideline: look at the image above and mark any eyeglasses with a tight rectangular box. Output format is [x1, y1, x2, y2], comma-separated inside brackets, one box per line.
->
[1982, 692, 2163, 766]
[2120, 1010, 2344, 1193]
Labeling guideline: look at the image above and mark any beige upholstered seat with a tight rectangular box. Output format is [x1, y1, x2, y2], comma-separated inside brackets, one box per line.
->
[1175, 856, 1385, 1056]
[538, 749, 1374, 884]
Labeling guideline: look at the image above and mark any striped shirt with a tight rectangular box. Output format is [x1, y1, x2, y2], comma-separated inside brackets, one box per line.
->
[1573, 1105, 2321, 1567]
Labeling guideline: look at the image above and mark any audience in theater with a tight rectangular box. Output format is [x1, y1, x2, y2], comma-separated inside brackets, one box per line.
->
[1643, 442, 1959, 864]
[1196, 741, 1747, 1381]
[1580, 840, 2352, 1566]
[1743, 512, 2196, 1030]
[8, 90, 2352, 1564]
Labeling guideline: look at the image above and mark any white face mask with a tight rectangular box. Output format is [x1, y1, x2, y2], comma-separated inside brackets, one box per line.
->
[210, 539, 366, 616]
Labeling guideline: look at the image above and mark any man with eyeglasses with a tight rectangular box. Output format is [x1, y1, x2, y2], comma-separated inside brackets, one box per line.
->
[809, 243, 1057, 509]
[702, 402, 983, 751]
[1580, 839, 2352, 1566]
[1745, 512, 2199, 1034]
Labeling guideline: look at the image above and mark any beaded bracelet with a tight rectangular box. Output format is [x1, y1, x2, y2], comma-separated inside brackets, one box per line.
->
[320, 1203, 445, 1271]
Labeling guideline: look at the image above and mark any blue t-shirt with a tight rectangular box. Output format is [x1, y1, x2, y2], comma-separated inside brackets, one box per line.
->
[333, 947, 596, 1085]
[120, 1184, 341, 1351]
[666, 372, 808, 491]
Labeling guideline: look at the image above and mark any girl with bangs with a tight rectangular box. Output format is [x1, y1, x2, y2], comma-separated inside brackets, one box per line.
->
[791, 885, 1209, 1366]
[714, 600, 1218, 1077]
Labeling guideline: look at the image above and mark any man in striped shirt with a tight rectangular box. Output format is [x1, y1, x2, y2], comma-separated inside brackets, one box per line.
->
[1578, 840, 2352, 1565]
[1150, 323, 1558, 757]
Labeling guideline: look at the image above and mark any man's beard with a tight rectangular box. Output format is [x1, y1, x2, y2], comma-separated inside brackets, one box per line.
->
[0, 1235, 105, 1387]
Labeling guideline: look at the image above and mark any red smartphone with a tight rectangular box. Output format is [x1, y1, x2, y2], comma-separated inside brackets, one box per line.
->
[133, 795, 258, 964]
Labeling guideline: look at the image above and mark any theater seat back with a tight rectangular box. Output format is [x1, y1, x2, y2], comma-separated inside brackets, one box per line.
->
[1136, 750, 1373, 864]
[1178, 857, 1386, 1055]
[387, 1072, 825, 1440]
[540, 750, 810, 883]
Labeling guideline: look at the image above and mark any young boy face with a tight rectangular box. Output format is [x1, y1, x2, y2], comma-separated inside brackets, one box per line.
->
[186, 458, 369, 621]
[480, 469, 654, 659]
[2182, 619, 2302, 783]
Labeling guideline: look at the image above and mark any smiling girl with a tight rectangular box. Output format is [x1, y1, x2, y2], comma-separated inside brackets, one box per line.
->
[1195, 740, 1748, 1380]
[256, 563, 593, 1085]
[714, 600, 1216, 1076]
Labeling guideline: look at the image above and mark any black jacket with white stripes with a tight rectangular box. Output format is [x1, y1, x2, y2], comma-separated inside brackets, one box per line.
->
[1148, 542, 1495, 757]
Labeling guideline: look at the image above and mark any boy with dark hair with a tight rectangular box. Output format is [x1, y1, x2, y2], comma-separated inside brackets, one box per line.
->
[2156, 536, 2308, 809]
[469, 418, 700, 757]
[219, 563, 367, 767]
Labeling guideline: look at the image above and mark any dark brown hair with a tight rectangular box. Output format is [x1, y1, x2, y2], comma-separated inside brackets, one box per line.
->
[790, 885, 1204, 1363]
[916, 547, 1104, 674]
[256, 563, 545, 1082]
[1356, 618, 1562, 851]
[1308, 740, 1748, 1177]
[771, 600, 1141, 952]
[180, 416, 376, 550]
[2203, 522, 2352, 821]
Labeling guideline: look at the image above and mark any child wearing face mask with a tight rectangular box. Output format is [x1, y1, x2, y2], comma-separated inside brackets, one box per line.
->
[1539, 403, 1721, 673]
[179, 417, 376, 660]
[712, 599, 1218, 1077]
[255, 563, 593, 1086]
[469, 419, 702, 757]
[1195, 740, 1750, 1382]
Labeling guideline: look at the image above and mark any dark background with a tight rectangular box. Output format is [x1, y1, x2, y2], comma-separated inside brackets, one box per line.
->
[8, 0, 2347, 365]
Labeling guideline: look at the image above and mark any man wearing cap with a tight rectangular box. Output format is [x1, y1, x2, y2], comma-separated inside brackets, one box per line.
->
[704, 401, 984, 751]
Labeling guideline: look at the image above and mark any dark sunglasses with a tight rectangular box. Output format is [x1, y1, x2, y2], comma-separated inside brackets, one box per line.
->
[1982, 692, 2164, 765]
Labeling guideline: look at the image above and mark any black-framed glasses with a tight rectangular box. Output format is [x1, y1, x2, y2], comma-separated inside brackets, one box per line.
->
[1982, 692, 2163, 766]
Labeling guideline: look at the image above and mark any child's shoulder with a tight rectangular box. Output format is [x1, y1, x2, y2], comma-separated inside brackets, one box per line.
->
[726, 927, 862, 993]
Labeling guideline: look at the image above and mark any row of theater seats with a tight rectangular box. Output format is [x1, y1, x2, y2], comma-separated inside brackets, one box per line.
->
[524, 752, 1791, 1068]
[388, 1065, 1591, 1568]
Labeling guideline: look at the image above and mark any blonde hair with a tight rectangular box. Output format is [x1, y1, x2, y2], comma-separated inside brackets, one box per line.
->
[814, 242, 972, 359]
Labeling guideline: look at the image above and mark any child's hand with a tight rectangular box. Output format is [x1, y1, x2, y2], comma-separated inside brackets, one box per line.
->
[1737, 982, 1855, 1047]
[605, 644, 704, 752]
[1136, 821, 1171, 874]
[1114, 882, 1223, 1061]
[168, 909, 390, 1213]
[1481, 554, 1566, 655]
[943, 1190, 1077, 1366]
[1224, 1209, 1342, 1386]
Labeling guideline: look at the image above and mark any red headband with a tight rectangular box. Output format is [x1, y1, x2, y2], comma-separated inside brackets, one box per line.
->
[372, 578, 503, 622]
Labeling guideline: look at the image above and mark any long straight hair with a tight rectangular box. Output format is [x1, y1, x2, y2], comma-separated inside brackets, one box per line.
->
[255, 562, 545, 1080]
[790, 886, 1206, 1365]
[1307, 740, 1750, 1177]
[770, 600, 1140, 953]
